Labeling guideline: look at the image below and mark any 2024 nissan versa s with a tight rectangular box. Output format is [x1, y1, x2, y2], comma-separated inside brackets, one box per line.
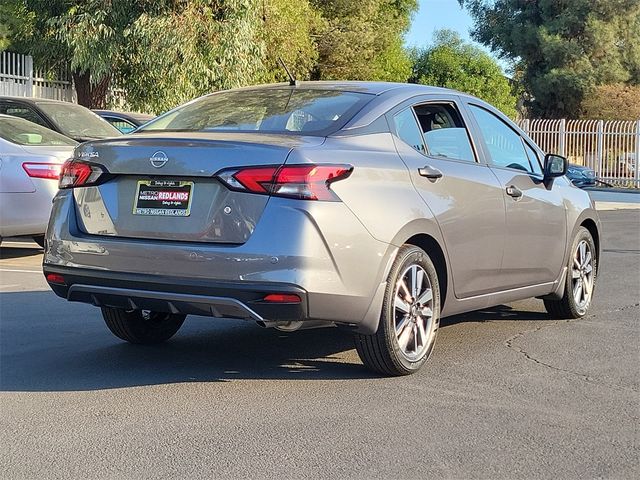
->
[43, 82, 601, 376]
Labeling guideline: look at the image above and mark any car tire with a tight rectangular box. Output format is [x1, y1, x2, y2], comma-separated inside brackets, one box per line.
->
[33, 235, 45, 248]
[544, 227, 597, 319]
[354, 244, 440, 376]
[101, 307, 186, 344]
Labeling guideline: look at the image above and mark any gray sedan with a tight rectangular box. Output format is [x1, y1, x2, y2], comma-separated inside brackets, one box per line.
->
[43, 82, 600, 375]
[0, 114, 77, 246]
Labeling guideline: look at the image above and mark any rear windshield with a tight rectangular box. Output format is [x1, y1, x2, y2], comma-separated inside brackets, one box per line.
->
[139, 88, 372, 135]
[0, 115, 77, 146]
[36, 101, 122, 139]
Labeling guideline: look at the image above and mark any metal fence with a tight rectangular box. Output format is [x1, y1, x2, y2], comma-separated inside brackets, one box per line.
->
[520, 119, 640, 187]
[0, 51, 75, 102]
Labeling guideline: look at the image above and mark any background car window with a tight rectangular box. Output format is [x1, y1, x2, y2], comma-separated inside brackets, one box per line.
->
[469, 105, 533, 172]
[0, 104, 47, 128]
[105, 117, 137, 134]
[522, 140, 543, 175]
[36, 101, 121, 138]
[392, 108, 425, 153]
[413, 104, 475, 162]
[0, 115, 77, 146]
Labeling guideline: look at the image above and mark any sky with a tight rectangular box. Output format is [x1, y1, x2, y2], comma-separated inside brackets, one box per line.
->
[405, 0, 476, 48]
[405, 0, 508, 71]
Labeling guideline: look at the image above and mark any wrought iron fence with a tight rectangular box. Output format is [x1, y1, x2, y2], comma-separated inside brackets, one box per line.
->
[520, 119, 640, 187]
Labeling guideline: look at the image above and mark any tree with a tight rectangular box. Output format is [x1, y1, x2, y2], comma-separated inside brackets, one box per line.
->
[460, 0, 640, 118]
[581, 84, 640, 120]
[311, 0, 417, 81]
[5, 0, 161, 108]
[5, 0, 417, 112]
[123, 1, 265, 113]
[410, 30, 518, 118]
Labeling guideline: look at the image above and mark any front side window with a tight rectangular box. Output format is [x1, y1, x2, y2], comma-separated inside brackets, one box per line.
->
[469, 105, 533, 173]
[413, 103, 476, 162]
[392, 108, 425, 153]
[523, 140, 543, 175]
[140, 89, 373, 135]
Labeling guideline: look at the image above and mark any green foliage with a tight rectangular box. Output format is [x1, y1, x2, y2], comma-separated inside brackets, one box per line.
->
[460, 0, 640, 118]
[410, 30, 518, 118]
[5, 0, 417, 111]
[124, 1, 265, 113]
[311, 0, 417, 81]
[258, 0, 321, 83]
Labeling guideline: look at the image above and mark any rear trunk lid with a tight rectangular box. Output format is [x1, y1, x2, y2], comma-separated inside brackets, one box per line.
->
[72, 132, 324, 244]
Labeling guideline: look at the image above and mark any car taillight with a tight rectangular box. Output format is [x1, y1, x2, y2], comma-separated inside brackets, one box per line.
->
[22, 162, 62, 180]
[58, 160, 106, 189]
[217, 164, 353, 201]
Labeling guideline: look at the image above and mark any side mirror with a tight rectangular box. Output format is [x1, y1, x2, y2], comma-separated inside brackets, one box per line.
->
[544, 154, 568, 179]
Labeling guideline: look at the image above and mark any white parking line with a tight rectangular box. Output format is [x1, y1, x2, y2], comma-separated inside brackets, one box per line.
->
[0, 268, 42, 274]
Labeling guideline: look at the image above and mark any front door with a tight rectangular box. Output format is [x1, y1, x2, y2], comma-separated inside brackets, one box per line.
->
[389, 99, 506, 299]
[466, 103, 566, 289]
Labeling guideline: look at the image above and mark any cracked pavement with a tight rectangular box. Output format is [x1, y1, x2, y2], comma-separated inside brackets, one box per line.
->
[1, 210, 639, 479]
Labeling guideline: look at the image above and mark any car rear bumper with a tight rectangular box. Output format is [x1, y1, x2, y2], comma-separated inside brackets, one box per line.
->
[44, 265, 308, 322]
[43, 190, 395, 329]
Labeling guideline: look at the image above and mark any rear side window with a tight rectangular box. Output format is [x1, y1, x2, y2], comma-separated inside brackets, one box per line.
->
[469, 105, 534, 173]
[393, 108, 425, 153]
[141, 89, 373, 135]
[413, 104, 476, 162]
[0, 115, 77, 146]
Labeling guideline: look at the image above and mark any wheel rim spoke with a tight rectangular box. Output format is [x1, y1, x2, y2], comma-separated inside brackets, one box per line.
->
[417, 288, 433, 305]
[398, 279, 412, 302]
[574, 281, 583, 304]
[572, 269, 581, 279]
[394, 296, 410, 314]
[398, 321, 414, 351]
[417, 316, 428, 347]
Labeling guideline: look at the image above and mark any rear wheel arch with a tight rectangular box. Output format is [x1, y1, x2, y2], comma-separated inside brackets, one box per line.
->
[404, 234, 448, 313]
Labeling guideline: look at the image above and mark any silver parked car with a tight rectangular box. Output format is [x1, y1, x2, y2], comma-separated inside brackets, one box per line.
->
[43, 82, 601, 375]
[0, 114, 77, 246]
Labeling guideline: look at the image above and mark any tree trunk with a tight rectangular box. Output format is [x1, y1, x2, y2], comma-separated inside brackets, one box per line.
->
[72, 71, 111, 109]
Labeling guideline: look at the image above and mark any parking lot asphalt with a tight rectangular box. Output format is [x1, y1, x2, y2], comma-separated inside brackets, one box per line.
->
[1, 209, 639, 479]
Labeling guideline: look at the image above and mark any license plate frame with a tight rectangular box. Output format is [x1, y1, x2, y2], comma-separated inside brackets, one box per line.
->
[133, 180, 194, 217]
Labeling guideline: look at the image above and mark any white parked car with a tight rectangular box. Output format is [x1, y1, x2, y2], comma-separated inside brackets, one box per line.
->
[0, 114, 77, 246]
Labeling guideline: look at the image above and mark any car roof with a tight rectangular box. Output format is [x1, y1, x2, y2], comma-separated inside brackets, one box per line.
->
[0, 96, 73, 106]
[224, 80, 462, 97]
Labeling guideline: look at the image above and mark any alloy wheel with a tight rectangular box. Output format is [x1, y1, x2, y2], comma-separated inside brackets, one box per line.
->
[393, 264, 436, 361]
[572, 240, 594, 312]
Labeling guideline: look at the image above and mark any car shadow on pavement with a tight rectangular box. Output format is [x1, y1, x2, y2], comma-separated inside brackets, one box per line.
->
[0, 245, 43, 260]
[1, 290, 551, 392]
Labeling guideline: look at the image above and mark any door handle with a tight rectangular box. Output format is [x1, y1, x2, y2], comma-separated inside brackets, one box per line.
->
[418, 165, 443, 179]
[506, 185, 523, 199]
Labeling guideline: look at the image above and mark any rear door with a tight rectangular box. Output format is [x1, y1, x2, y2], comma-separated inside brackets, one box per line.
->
[388, 96, 506, 299]
[464, 102, 566, 289]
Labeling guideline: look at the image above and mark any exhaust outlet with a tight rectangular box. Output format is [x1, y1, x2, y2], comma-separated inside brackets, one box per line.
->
[256, 320, 334, 331]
